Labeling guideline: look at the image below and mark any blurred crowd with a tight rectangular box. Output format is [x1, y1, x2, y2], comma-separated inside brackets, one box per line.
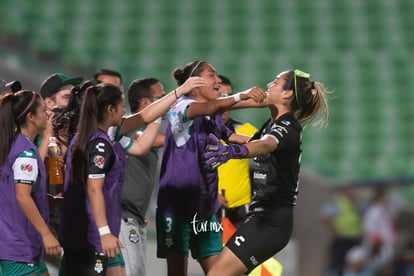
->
[321, 185, 414, 276]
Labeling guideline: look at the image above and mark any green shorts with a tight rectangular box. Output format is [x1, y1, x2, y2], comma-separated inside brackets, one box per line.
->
[59, 248, 124, 276]
[156, 210, 222, 259]
[107, 251, 125, 268]
[0, 258, 48, 276]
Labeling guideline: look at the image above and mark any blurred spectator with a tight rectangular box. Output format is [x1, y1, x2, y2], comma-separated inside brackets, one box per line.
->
[0, 79, 21, 94]
[40, 73, 83, 110]
[321, 186, 364, 276]
[363, 187, 397, 275]
[0, 79, 21, 101]
[216, 75, 257, 228]
[119, 77, 165, 276]
[343, 245, 381, 276]
[94, 68, 123, 89]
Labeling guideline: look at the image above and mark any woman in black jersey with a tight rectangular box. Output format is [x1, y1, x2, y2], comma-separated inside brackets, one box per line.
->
[203, 69, 329, 275]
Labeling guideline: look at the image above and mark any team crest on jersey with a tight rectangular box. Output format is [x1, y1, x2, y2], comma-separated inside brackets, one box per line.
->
[165, 234, 174, 248]
[20, 163, 33, 172]
[129, 229, 139, 243]
[94, 258, 104, 273]
[93, 155, 105, 169]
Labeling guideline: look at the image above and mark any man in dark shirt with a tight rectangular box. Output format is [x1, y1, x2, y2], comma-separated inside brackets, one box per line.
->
[119, 77, 165, 276]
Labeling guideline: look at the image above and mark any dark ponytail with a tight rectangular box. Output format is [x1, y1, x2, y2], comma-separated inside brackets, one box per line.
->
[71, 83, 123, 183]
[285, 70, 329, 126]
[0, 91, 41, 165]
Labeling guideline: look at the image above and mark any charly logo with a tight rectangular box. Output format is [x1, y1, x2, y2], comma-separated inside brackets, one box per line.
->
[191, 213, 223, 235]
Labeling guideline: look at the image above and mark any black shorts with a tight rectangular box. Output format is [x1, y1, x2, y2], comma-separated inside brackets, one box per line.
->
[226, 206, 293, 273]
[60, 249, 108, 276]
[217, 204, 249, 228]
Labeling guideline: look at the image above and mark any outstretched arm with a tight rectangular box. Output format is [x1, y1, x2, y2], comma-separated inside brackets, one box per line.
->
[125, 119, 162, 156]
[185, 87, 266, 119]
[203, 134, 277, 170]
[119, 77, 206, 135]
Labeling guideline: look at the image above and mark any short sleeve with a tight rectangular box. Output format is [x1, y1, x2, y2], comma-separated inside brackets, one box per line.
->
[86, 138, 115, 179]
[265, 120, 295, 148]
[12, 149, 39, 185]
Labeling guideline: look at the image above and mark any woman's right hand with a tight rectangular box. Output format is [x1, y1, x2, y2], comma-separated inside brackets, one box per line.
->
[176, 77, 206, 97]
[42, 232, 61, 256]
[100, 234, 124, 258]
[240, 87, 266, 103]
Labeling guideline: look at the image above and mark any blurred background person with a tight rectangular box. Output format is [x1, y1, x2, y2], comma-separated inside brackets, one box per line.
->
[0, 79, 21, 101]
[40, 73, 83, 111]
[216, 75, 257, 228]
[321, 185, 364, 276]
[343, 245, 381, 276]
[119, 77, 166, 276]
[94, 68, 123, 89]
[363, 187, 398, 276]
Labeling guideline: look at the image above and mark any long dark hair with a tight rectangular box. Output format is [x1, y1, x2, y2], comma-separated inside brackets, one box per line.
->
[70, 83, 123, 183]
[0, 90, 42, 165]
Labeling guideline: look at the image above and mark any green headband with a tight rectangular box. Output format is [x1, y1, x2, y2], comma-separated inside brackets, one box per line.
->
[294, 69, 310, 101]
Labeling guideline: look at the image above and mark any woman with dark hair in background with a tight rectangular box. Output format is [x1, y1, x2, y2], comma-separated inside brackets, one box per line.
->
[156, 60, 266, 276]
[59, 77, 205, 275]
[204, 69, 330, 276]
[0, 90, 61, 276]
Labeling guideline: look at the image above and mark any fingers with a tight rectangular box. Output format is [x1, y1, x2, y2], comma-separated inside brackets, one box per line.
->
[104, 248, 115, 258]
[204, 155, 220, 170]
[102, 237, 124, 258]
[208, 133, 221, 144]
[205, 145, 219, 152]
[206, 158, 220, 170]
[179, 77, 207, 95]
[117, 239, 125, 249]
[245, 87, 266, 103]
[46, 244, 61, 256]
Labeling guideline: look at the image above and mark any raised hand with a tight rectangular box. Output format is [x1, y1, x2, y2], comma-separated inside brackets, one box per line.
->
[203, 134, 249, 170]
[238, 87, 266, 103]
[176, 77, 206, 97]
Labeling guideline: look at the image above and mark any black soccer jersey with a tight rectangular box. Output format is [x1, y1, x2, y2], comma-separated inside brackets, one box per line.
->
[250, 112, 302, 209]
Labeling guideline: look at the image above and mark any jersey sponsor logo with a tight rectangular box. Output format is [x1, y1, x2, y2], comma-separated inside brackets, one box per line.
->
[20, 163, 33, 172]
[96, 142, 105, 153]
[253, 172, 267, 180]
[250, 256, 259, 266]
[191, 213, 223, 235]
[93, 155, 105, 169]
[234, 235, 246, 246]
